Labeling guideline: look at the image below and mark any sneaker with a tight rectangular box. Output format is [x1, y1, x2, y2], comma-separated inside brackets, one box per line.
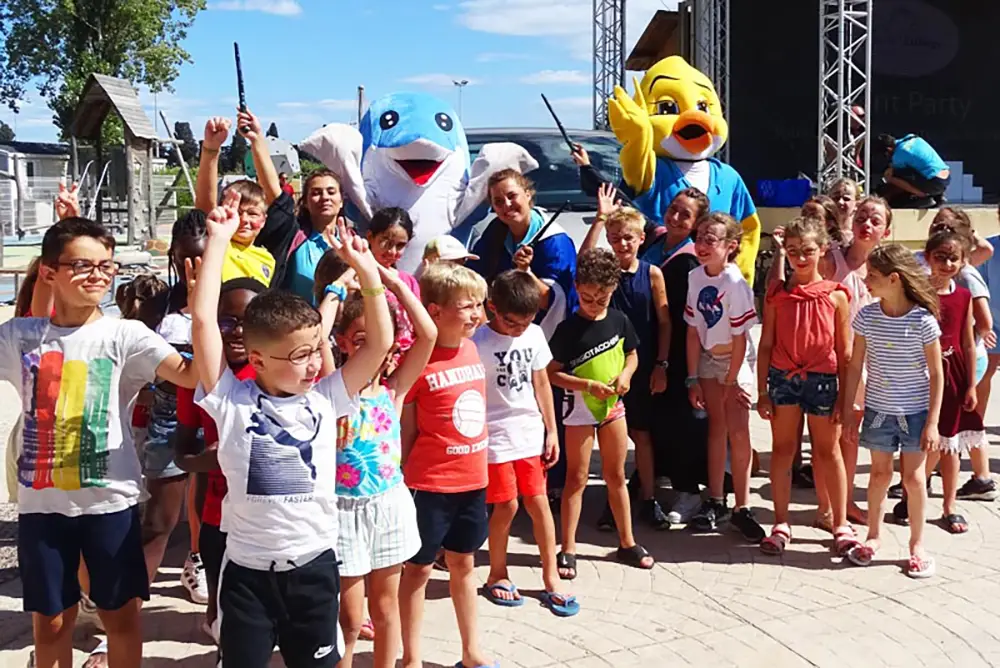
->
[956, 476, 998, 501]
[892, 499, 909, 526]
[690, 498, 730, 533]
[640, 499, 671, 530]
[596, 504, 616, 532]
[667, 492, 703, 524]
[182, 552, 209, 605]
[731, 507, 766, 543]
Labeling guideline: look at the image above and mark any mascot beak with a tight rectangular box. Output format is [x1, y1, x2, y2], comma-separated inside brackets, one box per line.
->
[672, 110, 716, 155]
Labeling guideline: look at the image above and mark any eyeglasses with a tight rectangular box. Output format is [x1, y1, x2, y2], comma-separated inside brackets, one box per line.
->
[57, 260, 120, 277]
[219, 316, 243, 335]
[695, 235, 723, 246]
[269, 344, 324, 365]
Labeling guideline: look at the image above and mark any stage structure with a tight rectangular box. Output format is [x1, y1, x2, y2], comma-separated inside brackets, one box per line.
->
[678, 0, 730, 162]
[593, 0, 626, 131]
[818, 0, 872, 190]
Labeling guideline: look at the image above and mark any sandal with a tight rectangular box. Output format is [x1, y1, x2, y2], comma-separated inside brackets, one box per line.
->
[358, 618, 376, 641]
[812, 509, 834, 534]
[847, 543, 875, 567]
[616, 544, 654, 570]
[833, 525, 861, 556]
[943, 513, 969, 534]
[760, 524, 791, 556]
[557, 552, 577, 580]
[539, 591, 580, 617]
[907, 553, 936, 579]
[482, 582, 524, 607]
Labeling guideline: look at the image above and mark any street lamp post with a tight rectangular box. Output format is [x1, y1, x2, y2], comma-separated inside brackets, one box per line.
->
[453, 79, 469, 121]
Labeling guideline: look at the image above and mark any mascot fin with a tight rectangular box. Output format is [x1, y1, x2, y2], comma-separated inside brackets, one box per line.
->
[299, 124, 373, 221]
[454, 143, 539, 226]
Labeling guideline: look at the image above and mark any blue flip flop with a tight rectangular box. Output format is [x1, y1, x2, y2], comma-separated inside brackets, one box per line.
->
[482, 582, 524, 607]
[539, 591, 581, 617]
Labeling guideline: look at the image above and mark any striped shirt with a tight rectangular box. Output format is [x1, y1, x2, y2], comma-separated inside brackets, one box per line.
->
[853, 302, 941, 414]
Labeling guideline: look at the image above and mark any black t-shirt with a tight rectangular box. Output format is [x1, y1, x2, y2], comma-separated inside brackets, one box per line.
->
[549, 309, 639, 381]
[661, 253, 700, 375]
[255, 192, 298, 288]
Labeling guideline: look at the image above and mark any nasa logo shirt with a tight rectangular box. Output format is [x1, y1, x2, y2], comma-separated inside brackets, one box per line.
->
[684, 263, 757, 351]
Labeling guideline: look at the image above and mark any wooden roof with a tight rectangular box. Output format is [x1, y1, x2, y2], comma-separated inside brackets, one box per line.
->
[626, 9, 681, 71]
[70, 74, 157, 141]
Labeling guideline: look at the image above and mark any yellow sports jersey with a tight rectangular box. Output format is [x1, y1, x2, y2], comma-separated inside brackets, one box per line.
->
[222, 242, 276, 286]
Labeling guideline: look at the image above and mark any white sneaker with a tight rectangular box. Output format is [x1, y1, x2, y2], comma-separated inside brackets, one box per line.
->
[182, 552, 209, 605]
[667, 492, 703, 524]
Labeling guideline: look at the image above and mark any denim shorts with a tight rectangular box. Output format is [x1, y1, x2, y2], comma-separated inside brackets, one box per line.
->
[859, 409, 928, 454]
[767, 368, 838, 417]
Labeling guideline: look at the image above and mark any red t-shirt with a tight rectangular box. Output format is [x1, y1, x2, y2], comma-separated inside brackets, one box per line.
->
[281, 183, 295, 196]
[403, 339, 488, 493]
[176, 364, 257, 526]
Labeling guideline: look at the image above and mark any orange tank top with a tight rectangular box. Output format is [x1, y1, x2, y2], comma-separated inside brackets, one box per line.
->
[766, 279, 849, 376]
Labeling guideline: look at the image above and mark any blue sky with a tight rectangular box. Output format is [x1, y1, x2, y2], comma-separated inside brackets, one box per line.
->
[0, 0, 676, 144]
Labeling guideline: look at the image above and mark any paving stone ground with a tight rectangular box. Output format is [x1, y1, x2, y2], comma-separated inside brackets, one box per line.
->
[1, 319, 1000, 666]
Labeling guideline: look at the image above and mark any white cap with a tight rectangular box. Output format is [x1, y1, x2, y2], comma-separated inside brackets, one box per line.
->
[424, 235, 480, 262]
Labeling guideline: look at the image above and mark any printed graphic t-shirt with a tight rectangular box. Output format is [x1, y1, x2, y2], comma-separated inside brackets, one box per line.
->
[176, 363, 257, 527]
[548, 310, 639, 424]
[471, 323, 553, 464]
[403, 339, 488, 493]
[336, 387, 404, 498]
[196, 367, 357, 569]
[0, 317, 176, 516]
[684, 263, 757, 351]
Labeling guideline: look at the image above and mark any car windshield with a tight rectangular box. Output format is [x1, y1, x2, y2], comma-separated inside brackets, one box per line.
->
[466, 132, 622, 211]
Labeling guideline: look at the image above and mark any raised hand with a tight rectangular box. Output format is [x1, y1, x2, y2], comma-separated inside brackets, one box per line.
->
[329, 220, 379, 278]
[54, 182, 81, 221]
[183, 257, 202, 295]
[236, 108, 263, 142]
[206, 189, 241, 240]
[376, 262, 406, 293]
[597, 182, 621, 218]
[607, 78, 652, 144]
[204, 117, 232, 151]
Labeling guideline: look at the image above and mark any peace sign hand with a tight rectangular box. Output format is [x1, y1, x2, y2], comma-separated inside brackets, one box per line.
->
[55, 182, 81, 221]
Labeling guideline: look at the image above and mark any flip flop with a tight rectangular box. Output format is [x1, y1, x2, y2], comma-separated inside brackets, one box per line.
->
[907, 554, 936, 579]
[482, 582, 524, 607]
[847, 544, 875, 567]
[943, 513, 969, 534]
[539, 591, 580, 617]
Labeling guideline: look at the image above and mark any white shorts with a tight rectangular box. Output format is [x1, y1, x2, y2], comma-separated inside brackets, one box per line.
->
[336, 483, 421, 578]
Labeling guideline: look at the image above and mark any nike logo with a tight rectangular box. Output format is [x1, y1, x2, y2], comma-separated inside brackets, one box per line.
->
[314, 645, 334, 659]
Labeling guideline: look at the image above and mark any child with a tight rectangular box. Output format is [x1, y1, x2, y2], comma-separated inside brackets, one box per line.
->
[547, 248, 654, 577]
[472, 270, 579, 616]
[756, 217, 855, 555]
[398, 262, 494, 668]
[1, 217, 196, 667]
[826, 176, 860, 242]
[420, 234, 481, 276]
[920, 231, 985, 533]
[191, 190, 394, 668]
[843, 244, 943, 578]
[581, 189, 671, 529]
[174, 276, 266, 653]
[367, 207, 421, 354]
[333, 267, 436, 668]
[685, 213, 765, 542]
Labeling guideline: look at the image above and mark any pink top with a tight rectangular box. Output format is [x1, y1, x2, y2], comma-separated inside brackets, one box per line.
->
[766, 280, 848, 376]
[829, 247, 872, 324]
[389, 270, 421, 355]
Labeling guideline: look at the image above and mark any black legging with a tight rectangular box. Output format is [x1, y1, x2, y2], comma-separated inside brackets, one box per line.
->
[651, 369, 708, 494]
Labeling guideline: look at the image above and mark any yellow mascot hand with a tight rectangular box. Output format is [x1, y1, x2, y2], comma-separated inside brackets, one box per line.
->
[608, 78, 656, 195]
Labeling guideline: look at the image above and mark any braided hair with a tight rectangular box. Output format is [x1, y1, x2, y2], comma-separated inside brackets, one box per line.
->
[167, 209, 209, 313]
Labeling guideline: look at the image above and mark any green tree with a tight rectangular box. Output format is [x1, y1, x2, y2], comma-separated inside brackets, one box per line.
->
[226, 133, 248, 174]
[174, 121, 198, 165]
[0, 120, 12, 142]
[0, 0, 206, 143]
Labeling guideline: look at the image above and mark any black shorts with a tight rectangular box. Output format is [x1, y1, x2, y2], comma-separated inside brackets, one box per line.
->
[199, 522, 227, 600]
[18, 506, 149, 616]
[622, 372, 654, 432]
[219, 549, 341, 668]
[409, 488, 488, 564]
[893, 167, 950, 197]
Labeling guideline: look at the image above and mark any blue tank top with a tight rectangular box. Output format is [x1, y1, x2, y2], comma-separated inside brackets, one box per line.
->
[611, 260, 657, 372]
[335, 387, 403, 497]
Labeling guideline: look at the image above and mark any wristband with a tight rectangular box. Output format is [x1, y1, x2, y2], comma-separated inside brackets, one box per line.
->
[684, 376, 699, 388]
[360, 285, 386, 297]
[201, 146, 221, 155]
[656, 360, 669, 370]
[324, 283, 348, 301]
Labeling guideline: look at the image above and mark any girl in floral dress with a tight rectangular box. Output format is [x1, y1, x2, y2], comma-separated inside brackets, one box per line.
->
[332, 263, 437, 668]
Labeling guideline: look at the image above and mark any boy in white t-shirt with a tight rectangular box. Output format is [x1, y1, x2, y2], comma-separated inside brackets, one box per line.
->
[0, 217, 198, 667]
[471, 270, 580, 617]
[191, 190, 394, 668]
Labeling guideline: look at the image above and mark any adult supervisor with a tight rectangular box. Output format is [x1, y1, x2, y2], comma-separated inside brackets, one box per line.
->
[876, 133, 950, 208]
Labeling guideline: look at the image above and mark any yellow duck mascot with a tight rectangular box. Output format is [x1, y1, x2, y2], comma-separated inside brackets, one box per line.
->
[609, 56, 761, 284]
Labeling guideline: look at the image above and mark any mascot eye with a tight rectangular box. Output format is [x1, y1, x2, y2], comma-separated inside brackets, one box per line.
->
[656, 100, 679, 115]
[379, 111, 399, 130]
[435, 113, 453, 131]
[697, 100, 710, 113]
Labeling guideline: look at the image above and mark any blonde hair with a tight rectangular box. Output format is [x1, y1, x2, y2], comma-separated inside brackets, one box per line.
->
[605, 207, 645, 235]
[826, 177, 861, 199]
[222, 179, 266, 208]
[419, 262, 487, 308]
[867, 243, 939, 320]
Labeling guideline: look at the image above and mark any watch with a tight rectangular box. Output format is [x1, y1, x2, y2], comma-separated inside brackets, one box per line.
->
[684, 376, 699, 388]
[324, 283, 348, 301]
[656, 359, 669, 370]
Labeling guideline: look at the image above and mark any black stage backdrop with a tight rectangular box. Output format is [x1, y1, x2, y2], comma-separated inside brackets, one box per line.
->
[728, 0, 998, 202]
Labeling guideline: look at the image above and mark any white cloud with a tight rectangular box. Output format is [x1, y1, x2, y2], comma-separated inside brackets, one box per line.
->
[520, 69, 589, 85]
[209, 0, 302, 16]
[400, 74, 481, 88]
[476, 52, 530, 63]
[278, 99, 357, 111]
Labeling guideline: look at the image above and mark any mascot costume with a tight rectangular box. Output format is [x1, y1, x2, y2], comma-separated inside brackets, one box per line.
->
[608, 56, 760, 283]
[300, 92, 537, 274]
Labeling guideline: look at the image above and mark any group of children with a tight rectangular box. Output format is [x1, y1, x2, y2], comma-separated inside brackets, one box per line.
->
[6, 104, 1000, 668]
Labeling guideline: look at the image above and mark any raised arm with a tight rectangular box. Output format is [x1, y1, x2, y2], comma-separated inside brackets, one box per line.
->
[238, 108, 281, 206]
[192, 190, 242, 392]
[579, 183, 619, 254]
[383, 265, 438, 404]
[196, 117, 231, 213]
[970, 231, 994, 267]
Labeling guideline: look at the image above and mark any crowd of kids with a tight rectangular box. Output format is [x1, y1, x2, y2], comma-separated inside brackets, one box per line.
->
[5, 107, 1000, 668]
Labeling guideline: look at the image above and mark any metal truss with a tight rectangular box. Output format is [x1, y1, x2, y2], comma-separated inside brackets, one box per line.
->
[593, 0, 625, 130]
[687, 0, 730, 161]
[817, 0, 872, 191]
